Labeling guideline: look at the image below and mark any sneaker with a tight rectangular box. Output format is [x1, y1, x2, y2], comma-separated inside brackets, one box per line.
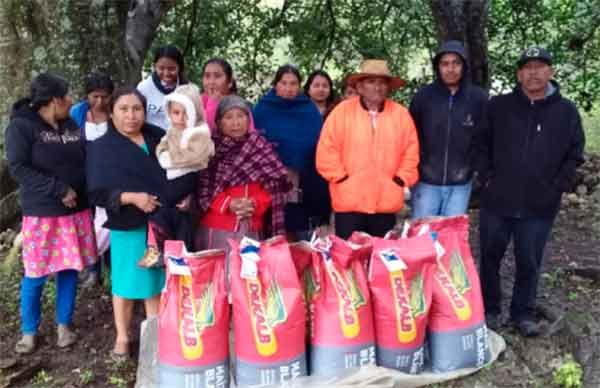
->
[57, 324, 77, 348]
[137, 246, 164, 268]
[15, 334, 36, 354]
[515, 319, 540, 337]
[485, 313, 502, 331]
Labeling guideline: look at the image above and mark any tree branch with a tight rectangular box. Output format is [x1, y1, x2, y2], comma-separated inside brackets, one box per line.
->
[319, 0, 337, 69]
[183, 0, 198, 56]
[124, 0, 175, 83]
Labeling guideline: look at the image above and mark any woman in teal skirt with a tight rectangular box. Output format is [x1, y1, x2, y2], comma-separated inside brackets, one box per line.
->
[86, 87, 171, 357]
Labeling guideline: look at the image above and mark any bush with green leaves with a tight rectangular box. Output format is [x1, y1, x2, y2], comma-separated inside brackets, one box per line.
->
[553, 354, 583, 388]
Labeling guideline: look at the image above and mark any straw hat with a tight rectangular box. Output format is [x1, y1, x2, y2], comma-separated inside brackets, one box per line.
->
[346, 59, 406, 91]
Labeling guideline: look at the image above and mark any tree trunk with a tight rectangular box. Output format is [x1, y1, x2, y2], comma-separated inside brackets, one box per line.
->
[0, 0, 174, 126]
[429, 0, 490, 88]
[0, 0, 173, 230]
[125, 0, 176, 82]
[0, 2, 31, 130]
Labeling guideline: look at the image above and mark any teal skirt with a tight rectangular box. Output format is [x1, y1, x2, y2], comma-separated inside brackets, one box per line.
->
[110, 225, 165, 299]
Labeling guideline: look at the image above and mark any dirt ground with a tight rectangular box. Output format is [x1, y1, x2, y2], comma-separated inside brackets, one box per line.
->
[0, 204, 598, 388]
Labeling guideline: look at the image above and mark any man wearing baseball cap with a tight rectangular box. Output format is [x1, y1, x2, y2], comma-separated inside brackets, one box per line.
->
[476, 47, 585, 336]
[316, 59, 419, 238]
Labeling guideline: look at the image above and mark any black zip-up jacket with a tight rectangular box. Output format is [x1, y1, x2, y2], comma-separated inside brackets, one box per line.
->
[5, 99, 89, 216]
[476, 82, 585, 218]
[409, 41, 488, 186]
[86, 123, 196, 230]
[410, 81, 488, 185]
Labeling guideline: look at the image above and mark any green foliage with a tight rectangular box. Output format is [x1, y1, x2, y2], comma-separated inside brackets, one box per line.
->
[151, 0, 600, 111]
[74, 368, 95, 385]
[583, 108, 600, 153]
[151, 0, 435, 103]
[108, 375, 128, 388]
[488, 0, 600, 111]
[552, 354, 583, 388]
[43, 278, 57, 312]
[0, 260, 21, 327]
[542, 268, 566, 289]
[31, 369, 53, 386]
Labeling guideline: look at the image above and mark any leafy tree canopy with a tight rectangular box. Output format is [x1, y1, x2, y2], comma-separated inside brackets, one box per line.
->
[150, 0, 600, 110]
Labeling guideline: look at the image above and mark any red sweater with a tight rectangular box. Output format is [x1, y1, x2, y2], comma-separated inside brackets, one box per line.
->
[200, 183, 272, 232]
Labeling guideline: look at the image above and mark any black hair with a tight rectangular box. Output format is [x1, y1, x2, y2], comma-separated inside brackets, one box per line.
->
[153, 45, 186, 81]
[272, 64, 302, 86]
[28, 73, 69, 111]
[84, 71, 114, 96]
[109, 86, 147, 114]
[201, 58, 237, 94]
[304, 70, 336, 107]
[340, 76, 354, 94]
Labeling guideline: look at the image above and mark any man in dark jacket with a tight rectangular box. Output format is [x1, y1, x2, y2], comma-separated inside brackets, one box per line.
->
[409, 40, 488, 218]
[477, 47, 585, 336]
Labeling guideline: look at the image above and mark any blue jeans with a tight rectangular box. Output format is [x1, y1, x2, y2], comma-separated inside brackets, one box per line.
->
[411, 181, 472, 219]
[21, 270, 78, 334]
[479, 208, 555, 322]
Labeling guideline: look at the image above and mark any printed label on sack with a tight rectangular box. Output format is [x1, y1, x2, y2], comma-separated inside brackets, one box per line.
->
[246, 278, 287, 356]
[178, 276, 215, 360]
[159, 362, 228, 388]
[236, 355, 306, 386]
[379, 250, 407, 272]
[325, 261, 366, 339]
[435, 250, 472, 321]
[380, 250, 426, 343]
[168, 254, 192, 276]
[311, 343, 375, 376]
[240, 237, 261, 280]
[377, 345, 425, 374]
[256, 360, 303, 385]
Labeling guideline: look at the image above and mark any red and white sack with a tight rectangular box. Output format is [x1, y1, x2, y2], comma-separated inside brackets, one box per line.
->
[369, 234, 437, 374]
[308, 235, 376, 377]
[158, 240, 229, 388]
[408, 215, 491, 372]
[229, 236, 307, 387]
[289, 241, 317, 347]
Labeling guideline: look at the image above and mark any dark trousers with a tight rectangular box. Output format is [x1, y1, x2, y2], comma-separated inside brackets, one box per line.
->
[479, 208, 555, 322]
[335, 212, 396, 239]
[150, 207, 195, 251]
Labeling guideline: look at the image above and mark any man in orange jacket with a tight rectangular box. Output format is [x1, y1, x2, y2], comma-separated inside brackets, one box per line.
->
[316, 59, 419, 238]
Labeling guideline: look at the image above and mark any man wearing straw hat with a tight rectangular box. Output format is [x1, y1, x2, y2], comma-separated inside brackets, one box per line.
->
[316, 59, 419, 239]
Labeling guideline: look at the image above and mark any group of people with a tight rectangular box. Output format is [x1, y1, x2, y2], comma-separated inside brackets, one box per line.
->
[5, 40, 584, 359]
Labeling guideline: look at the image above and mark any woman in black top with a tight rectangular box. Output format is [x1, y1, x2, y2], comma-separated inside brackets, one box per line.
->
[5, 73, 98, 354]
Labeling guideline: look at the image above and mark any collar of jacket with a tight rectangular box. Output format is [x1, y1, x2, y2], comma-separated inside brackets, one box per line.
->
[514, 80, 561, 106]
[151, 72, 178, 95]
[433, 76, 469, 98]
[359, 96, 385, 112]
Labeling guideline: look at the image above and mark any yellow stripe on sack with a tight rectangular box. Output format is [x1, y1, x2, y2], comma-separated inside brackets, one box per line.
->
[390, 270, 417, 343]
[327, 264, 360, 339]
[435, 266, 472, 321]
[246, 279, 278, 356]
[179, 275, 204, 360]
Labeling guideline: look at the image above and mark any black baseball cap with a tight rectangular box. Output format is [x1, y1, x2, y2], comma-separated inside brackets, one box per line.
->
[517, 46, 553, 68]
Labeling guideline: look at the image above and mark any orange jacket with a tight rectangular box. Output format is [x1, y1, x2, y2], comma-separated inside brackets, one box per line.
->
[316, 97, 419, 214]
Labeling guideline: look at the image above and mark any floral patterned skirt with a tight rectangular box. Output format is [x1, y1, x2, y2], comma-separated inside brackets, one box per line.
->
[21, 209, 98, 278]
